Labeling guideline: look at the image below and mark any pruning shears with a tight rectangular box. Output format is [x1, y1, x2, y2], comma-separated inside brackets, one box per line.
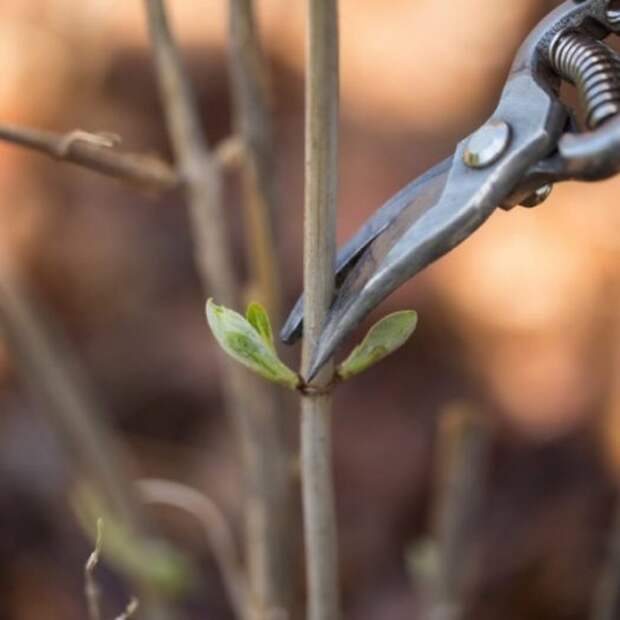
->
[281, 0, 620, 379]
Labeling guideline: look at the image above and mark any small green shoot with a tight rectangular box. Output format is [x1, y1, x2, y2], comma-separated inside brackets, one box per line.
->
[246, 302, 275, 351]
[206, 299, 300, 390]
[337, 310, 418, 380]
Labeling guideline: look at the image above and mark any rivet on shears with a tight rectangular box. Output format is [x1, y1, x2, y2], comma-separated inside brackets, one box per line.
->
[520, 183, 553, 208]
[463, 120, 511, 169]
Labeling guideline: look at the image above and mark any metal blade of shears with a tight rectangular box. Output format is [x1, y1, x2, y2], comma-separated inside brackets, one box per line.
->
[308, 78, 564, 379]
[280, 156, 453, 344]
[282, 0, 609, 380]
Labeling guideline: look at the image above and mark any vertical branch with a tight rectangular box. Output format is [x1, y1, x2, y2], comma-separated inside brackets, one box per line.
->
[143, 0, 236, 309]
[300, 1, 340, 619]
[228, 0, 294, 615]
[144, 2, 290, 618]
[430, 406, 490, 620]
[228, 0, 281, 317]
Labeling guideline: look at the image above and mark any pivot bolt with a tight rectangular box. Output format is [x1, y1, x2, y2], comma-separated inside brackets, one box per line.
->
[463, 121, 511, 169]
[520, 184, 553, 208]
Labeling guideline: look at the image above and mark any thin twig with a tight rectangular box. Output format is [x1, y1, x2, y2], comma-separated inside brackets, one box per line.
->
[114, 597, 139, 620]
[85, 520, 140, 620]
[228, 0, 294, 614]
[143, 0, 237, 310]
[300, 1, 340, 619]
[143, 4, 290, 619]
[0, 123, 179, 191]
[429, 406, 490, 620]
[85, 518, 105, 620]
[215, 134, 245, 170]
[228, 0, 282, 317]
[137, 478, 249, 620]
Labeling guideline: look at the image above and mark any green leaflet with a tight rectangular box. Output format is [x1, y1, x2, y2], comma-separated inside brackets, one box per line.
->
[206, 299, 300, 390]
[246, 302, 275, 351]
[337, 310, 418, 380]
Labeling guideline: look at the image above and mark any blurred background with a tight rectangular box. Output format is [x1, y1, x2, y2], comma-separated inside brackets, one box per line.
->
[1, 0, 620, 618]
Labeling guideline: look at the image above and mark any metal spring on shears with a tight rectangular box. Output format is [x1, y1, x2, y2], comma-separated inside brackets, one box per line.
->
[549, 31, 620, 129]
[607, 7, 620, 28]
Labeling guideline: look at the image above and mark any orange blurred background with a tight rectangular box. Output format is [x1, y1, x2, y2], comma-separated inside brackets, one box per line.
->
[1, 1, 619, 619]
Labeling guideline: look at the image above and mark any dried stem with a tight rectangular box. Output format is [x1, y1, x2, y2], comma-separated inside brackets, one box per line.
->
[143, 0, 238, 308]
[228, 0, 294, 614]
[114, 598, 139, 620]
[0, 124, 179, 191]
[143, 3, 291, 618]
[228, 0, 282, 317]
[137, 478, 249, 620]
[85, 519, 104, 620]
[300, 1, 340, 619]
[430, 407, 490, 620]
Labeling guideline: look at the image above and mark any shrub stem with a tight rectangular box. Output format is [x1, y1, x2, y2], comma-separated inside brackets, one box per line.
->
[300, 1, 340, 619]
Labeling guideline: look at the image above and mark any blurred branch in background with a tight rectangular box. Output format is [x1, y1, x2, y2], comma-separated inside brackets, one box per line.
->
[300, 0, 340, 619]
[84, 519, 139, 620]
[228, 0, 295, 612]
[85, 519, 104, 620]
[137, 478, 248, 619]
[229, 0, 282, 316]
[143, 1, 293, 618]
[429, 405, 491, 620]
[143, 0, 237, 310]
[0, 123, 180, 191]
[0, 264, 173, 620]
[113, 599, 139, 620]
[0, 125, 244, 194]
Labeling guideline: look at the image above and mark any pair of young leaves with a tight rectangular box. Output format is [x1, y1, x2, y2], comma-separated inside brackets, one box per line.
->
[206, 298, 417, 389]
